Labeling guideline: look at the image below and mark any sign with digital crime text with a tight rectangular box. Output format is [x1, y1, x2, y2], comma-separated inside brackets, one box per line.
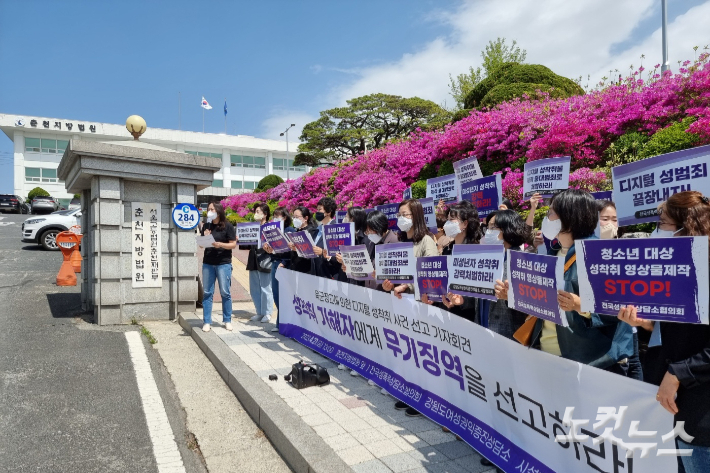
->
[375, 242, 415, 284]
[611, 145, 710, 226]
[236, 222, 260, 246]
[339, 244, 375, 281]
[131, 202, 161, 288]
[576, 237, 709, 323]
[426, 174, 458, 203]
[419, 197, 438, 233]
[324, 223, 355, 254]
[454, 156, 483, 199]
[447, 244, 504, 301]
[507, 251, 566, 326]
[460, 174, 503, 220]
[417, 256, 449, 303]
[277, 269, 676, 473]
[523, 156, 571, 198]
[290, 230, 317, 258]
[375, 203, 401, 232]
[261, 220, 290, 253]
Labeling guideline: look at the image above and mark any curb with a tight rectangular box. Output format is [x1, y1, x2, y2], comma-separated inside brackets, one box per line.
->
[178, 312, 353, 473]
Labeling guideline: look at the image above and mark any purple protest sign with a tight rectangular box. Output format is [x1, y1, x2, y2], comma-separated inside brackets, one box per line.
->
[364, 208, 375, 214]
[375, 203, 401, 232]
[419, 197, 438, 233]
[507, 251, 566, 326]
[290, 230, 317, 258]
[416, 256, 449, 302]
[577, 237, 709, 323]
[523, 156, 571, 199]
[403, 186, 412, 200]
[261, 221, 290, 253]
[426, 174, 458, 203]
[591, 191, 613, 201]
[447, 244, 505, 301]
[335, 210, 347, 224]
[460, 174, 502, 220]
[375, 242, 415, 284]
[324, 222, 355, 254]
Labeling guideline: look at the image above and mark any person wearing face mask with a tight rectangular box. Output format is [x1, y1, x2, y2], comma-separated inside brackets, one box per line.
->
[199, 202, 237, 332]
[262, 207, 296, 332]
[330, 206, 375, 285]
[598, 200, 619, 240]
[618, 192, 710, 472]
[495, 190, 637, 377]
[285, 206, 320, 275]
[310, 197, 340, 278]
[245, 203, 275, 323]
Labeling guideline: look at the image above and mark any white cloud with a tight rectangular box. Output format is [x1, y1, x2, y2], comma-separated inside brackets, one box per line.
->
[259, 110, 316, 143]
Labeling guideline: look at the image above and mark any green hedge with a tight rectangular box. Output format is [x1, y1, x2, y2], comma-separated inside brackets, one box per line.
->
[480, 83, 570, 109]
[638, 117, 699, 159]
[27, 187, 50, 201]
[411, 180, 427, 199]
[255, 174, 284, 193]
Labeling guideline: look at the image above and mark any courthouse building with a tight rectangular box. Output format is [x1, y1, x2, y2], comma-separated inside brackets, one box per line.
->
[0, 113, 306, 208]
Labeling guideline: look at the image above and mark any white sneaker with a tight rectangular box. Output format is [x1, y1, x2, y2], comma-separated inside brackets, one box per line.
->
[224, 323, 233, 331]
[202, 324, 211, 332]
[270, 327, 279, 332]
[260, 315, 271, 323]
[350, 370, 359, 377]
[381, 388, 388, 395]
[368, 380, 377, 386]
[337, 364, 346, 370]
[249, 315, 260, 321]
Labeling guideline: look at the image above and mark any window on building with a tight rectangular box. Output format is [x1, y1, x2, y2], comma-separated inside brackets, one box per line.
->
[231, 181, 242, 189]
[211, 153, 221, 159]
[25, 168, 41, 182]
[185, 150, 198, 155]
[41, 139, 57, 153]
[57, 140, 69, 153]
[197, 152, 222, 159]
[273, 158, 305, 172]
[41, 168, 57, 182]
[230, 155, 265, 169]
[230, 155, 241, 167]
[212, 179, 223, 188]
[244, 181, 256, 190]
[25, 138, 41, 153]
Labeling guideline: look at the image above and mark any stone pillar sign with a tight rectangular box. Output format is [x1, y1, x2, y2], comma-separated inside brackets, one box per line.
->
[57, 121, 221, 325]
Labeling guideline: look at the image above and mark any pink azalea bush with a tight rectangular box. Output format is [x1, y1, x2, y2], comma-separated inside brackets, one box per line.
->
[224, 55, 710, 213]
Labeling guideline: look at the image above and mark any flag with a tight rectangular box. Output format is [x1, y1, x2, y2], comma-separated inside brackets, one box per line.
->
[224, 100, 227, 116]
[201, 97, 212, 110]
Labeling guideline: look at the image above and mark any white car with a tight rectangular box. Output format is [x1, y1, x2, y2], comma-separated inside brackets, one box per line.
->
[22, 209, 82, 250]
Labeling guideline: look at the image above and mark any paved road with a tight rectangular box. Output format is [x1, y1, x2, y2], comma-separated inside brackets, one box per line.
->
[0, 213, 206, 473]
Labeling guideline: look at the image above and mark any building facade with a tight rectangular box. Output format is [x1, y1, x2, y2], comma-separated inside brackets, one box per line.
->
[0, 113, 306, 208]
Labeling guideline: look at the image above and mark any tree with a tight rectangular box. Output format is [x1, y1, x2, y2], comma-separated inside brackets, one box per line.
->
[27, 187, 50, 201]
[294, 93, 451, 166]
[448, 37, 528, 109]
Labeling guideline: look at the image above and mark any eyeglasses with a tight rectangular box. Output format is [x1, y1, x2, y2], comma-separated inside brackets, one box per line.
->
[396, 212, 413, 218]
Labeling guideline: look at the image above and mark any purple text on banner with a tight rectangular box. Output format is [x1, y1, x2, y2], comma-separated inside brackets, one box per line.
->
[577, 237, 709, 323]
[419, 197, 438, 233]
[523, 156, 571, 199]
[448, 244, 505, 301]
[591, 191, 613, 201]
[236, 222, 260, 245]
[508, 251, 566, 325]
[417, 256, 449, 302]
[335, 210, 347, 224]
[261, 221, 290, 253]
[324, 223, 354, 254]
[460, 174, 502, 220]
[375, 203, 401, 232]
[290, 230, 317, 258]
[375, 242, 415, 284]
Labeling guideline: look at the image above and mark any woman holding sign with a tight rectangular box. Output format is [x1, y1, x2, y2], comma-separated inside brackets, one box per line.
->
[286, 206, 319, 274]
[263, 207, 296, 331]
[245, 203, 274, 323]
[618, 192, 710, 470]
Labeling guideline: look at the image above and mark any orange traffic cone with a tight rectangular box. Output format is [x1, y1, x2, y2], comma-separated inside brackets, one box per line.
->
[56, 231, 79, 286]
[70, 234, 83, 273]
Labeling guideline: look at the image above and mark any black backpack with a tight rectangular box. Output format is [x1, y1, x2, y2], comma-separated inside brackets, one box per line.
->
[285, 361, 330, 389]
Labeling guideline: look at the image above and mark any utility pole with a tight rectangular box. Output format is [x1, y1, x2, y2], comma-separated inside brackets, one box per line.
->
[661, 0, 669, 73]
[280, 124, 296, 181]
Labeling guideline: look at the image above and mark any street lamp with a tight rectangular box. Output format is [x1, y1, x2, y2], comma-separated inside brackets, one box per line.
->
[280, 124, 296, 181]
[661, 0, 669, 73]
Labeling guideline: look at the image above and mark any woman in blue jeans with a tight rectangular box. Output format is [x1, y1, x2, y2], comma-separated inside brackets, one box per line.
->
[262, 207, 295, 332]
[245, 203, 274, 323]
[200, 202, 236, 332]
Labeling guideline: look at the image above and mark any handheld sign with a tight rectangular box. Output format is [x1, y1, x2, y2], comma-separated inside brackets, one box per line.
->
[453, 156, 483, 199]
[426, 174, 458, 203]
[375, 242, 415, 284]
[523, 156, 571, 199]
[261, 220, 290, 253]
[172, 203, 200, 230]
[507, 251, 567, 326]
[416, 256, 449, 302]
[447, 244, 505, 301]
[419, 197, 438, 233]
[340, 245, 375, 281]
[363, 208, 376, 214]
[591, 191, 613, 201]
[403, 186, 412, 200]
[576, 237, 709, 323]
[375, 203, 401, 232]
[335, 210, 347, 224]
[612, 145, 710, 226]
[290, 231, 317, 258]
[236, 222, 260, 245]
[460, 174, 502, 220]
[324, 223, 355, 254]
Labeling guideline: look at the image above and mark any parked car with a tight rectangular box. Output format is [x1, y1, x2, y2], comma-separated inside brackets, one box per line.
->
[21, 209, 81, 250]
[0, 194, 30, 214]
[31, 196, 60, 214]
[199, 203, 209, 212]
[68, 197, 81, 210]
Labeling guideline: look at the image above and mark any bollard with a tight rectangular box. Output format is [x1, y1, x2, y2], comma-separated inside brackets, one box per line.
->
[68, 226, 83, 273]
[56, 231, 80, 286]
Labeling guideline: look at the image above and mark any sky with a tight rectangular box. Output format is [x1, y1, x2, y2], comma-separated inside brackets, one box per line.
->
[1, 0, 709, 194]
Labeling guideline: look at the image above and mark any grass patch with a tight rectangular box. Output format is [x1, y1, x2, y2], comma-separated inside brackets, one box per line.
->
[140, 325, 157, 344]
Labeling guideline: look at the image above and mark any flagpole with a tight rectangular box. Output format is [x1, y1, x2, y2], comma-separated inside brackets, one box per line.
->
[178, 92, 181, 130]
[224, 97, 227, 134]
[202, 107, 205, 133]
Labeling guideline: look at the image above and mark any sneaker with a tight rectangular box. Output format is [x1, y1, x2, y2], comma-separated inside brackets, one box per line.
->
[249, 315, 260, 321]
[350, 370, 359, 377]
[368, 380, 377, 386]
[480, 458, 494, 467]
[224, 323, 233, 331]
[260, 315, 271, 323]
[381, 388, 388, 395]
[442, 426, 451, 433]
[202, 324, 211, 332]
[270, 327, 279, 332]
[405, 407, 420, 417]
[394, 401, 409, 410]
[337, 364, 346, 370]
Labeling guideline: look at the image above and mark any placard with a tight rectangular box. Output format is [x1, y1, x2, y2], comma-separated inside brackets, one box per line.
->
[339, 244, 375, 281]
[335, 210, 347, 224]
[576, 237, 709, 323]
[447, 244, 504, 301]
[374, 203, 401, 232]
[507, 251, 566, 326]
[403, 186, 412, 200]
[131, 202, 161, 288]
[454, 156, 483, 199]
[419, 197, 438, 233]
[591, 190, 613, 201]
[290, 230, 317, 258]
[236, 222, 260, 246]
[416, 256, 449, 302]
[460, 174, 503, 220]
[261, 220, 290, 253]
[375, 242, 415, 284]
[426, 174, 458, 203]
[324, 223, 355, 254]
[611, 145, 710, 226]
[171, 203, 200, 230]
[523, 156, 571, 198]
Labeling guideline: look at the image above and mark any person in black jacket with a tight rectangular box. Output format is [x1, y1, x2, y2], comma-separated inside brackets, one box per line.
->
[328, 206, 375, 284]
[263, 207, 296, 332]
[618, 191, 710, 472]
[285, 206, 319, 274]
[244, 203, 274, 323]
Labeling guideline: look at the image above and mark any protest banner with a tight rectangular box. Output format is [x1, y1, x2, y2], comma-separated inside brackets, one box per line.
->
[364, 208, 376, 214]
[403, 186, 412, 200]
[611, 145, 710, 226]
[260, 221, 290, 253]
[339, 244, 375, 281]
[236, 222, 260, 245]
[290, 230, 317, 258]
[324, 222, 355, 254]
[426, 174, 458, 203]
[416, 256, 449, 302]
[375, 203, 401, 232]
[448, 244, 505, 301]
[523, 156, 571, 198]
[375, 242, 415, 284]
[460, 174, 503, 220]
[454, 156, 483, 199]
[507, 251, 567, 326]
[335, 210, 347, 224]
[576, 237, 710, 323]
[591, 190, 613, 201]
[419, 197, 438, 233]
[277, 269, 676, 473]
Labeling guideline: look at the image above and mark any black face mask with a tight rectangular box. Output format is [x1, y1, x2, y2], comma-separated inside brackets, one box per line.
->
[315, 212, 325, 221]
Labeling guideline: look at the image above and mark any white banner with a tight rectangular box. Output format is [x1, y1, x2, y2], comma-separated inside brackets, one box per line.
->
[131, 202, 161, 288]
[523, 156, 571, 199]
[454, 156, 483, 200]
[276, 269, 676, 473]
[340, 244, 375, 281]
[426, 173, 458, 203]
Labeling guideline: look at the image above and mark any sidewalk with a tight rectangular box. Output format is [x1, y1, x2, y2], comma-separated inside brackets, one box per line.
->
[196, 260, 495, 473]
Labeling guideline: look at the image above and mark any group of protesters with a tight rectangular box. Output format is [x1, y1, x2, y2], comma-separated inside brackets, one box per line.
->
[198, 189, 710, 472]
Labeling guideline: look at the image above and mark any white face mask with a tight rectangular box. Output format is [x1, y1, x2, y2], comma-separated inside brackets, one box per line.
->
[342, 217, 350, 223]
[206, 211, 217, 221]
[443, 220, 462, 238]
[541, 217, 562, 240]
[651, 226, 682, 238]
[253, 213, 264, 221]
[273, 217, 283, 223]
[367, 233, 382, 244]
[292, 218, 303, 229]
[397, 216, 413, 232]
[483, 229, 503, 245]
